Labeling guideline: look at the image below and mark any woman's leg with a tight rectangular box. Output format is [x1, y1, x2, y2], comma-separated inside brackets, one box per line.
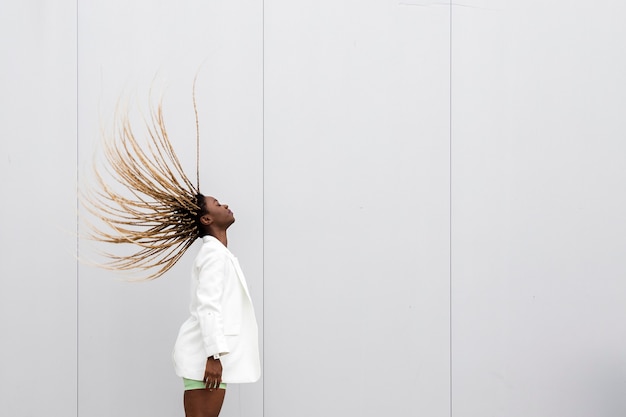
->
[183, 388, 226, 417]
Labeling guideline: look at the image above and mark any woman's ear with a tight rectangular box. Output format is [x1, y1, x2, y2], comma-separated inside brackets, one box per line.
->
[200, 214, 213, 226]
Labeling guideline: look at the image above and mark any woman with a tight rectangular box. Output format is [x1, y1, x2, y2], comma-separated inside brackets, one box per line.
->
[173, 194, 261, 417]
[82, 100, 260, 417]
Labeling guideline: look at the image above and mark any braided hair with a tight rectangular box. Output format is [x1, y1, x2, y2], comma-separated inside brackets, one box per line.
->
[82, 97, 207, 280]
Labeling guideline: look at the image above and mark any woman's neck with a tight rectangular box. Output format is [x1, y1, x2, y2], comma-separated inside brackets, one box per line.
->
[209, 230, 228, 247]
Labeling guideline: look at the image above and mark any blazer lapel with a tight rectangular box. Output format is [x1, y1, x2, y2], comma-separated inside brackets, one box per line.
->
[229, 256, 253, 302]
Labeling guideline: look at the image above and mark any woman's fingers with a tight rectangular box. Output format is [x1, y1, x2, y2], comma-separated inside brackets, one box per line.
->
[203, 357, 223, 390]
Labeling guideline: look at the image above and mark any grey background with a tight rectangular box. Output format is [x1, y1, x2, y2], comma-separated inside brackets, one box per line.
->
[2, 1, 626, 416]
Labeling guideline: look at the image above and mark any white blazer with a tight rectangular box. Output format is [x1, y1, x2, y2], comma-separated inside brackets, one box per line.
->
[172, 235, 261, 383]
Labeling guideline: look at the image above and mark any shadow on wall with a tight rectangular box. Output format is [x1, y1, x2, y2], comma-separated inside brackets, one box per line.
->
[586, 360, 626, 417]
[562, 357, 626, 417]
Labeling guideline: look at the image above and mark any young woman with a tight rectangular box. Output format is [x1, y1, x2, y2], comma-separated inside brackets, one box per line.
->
[173, 195, 260, 417]
[82, 100, 260, 417]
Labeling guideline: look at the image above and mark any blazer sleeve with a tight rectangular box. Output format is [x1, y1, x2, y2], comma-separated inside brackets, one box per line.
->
[195, 250, 230, 358]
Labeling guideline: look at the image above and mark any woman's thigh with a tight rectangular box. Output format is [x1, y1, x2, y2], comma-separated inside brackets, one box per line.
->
[183, 388, 226, 417]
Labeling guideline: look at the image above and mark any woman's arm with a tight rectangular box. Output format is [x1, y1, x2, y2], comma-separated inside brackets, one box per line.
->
[195, 251, 230, 359]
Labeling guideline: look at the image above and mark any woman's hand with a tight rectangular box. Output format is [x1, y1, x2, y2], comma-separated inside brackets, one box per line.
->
[203, 357, 223, 390]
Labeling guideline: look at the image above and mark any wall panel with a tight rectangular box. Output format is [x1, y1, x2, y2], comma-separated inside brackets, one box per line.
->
[264, 2, 450, 416]
[77, 1, 263, 416]
[0, 1, 77, 416]
[451, 2, 626, 416]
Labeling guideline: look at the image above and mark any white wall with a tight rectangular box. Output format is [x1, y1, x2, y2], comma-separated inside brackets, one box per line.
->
[2, 1, 626, 417]
[263, 1, 450, 416]
[452, 2, 626, 416]
[0, 1, 77, 416]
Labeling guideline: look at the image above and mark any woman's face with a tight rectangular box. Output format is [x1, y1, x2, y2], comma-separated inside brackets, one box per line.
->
[204, 196, 235, 228]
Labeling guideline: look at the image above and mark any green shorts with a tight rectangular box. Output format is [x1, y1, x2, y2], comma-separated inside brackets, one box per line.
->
[183, 378, 227, 390]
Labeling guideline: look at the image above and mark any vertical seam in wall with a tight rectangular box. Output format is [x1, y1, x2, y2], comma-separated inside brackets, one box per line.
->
[449, 2, 453, 417]
[261, 0, 266, 415]
[76, 0, 80, 415]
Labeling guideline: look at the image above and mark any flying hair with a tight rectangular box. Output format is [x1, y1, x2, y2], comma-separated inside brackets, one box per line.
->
[81, 86, 204, 280]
